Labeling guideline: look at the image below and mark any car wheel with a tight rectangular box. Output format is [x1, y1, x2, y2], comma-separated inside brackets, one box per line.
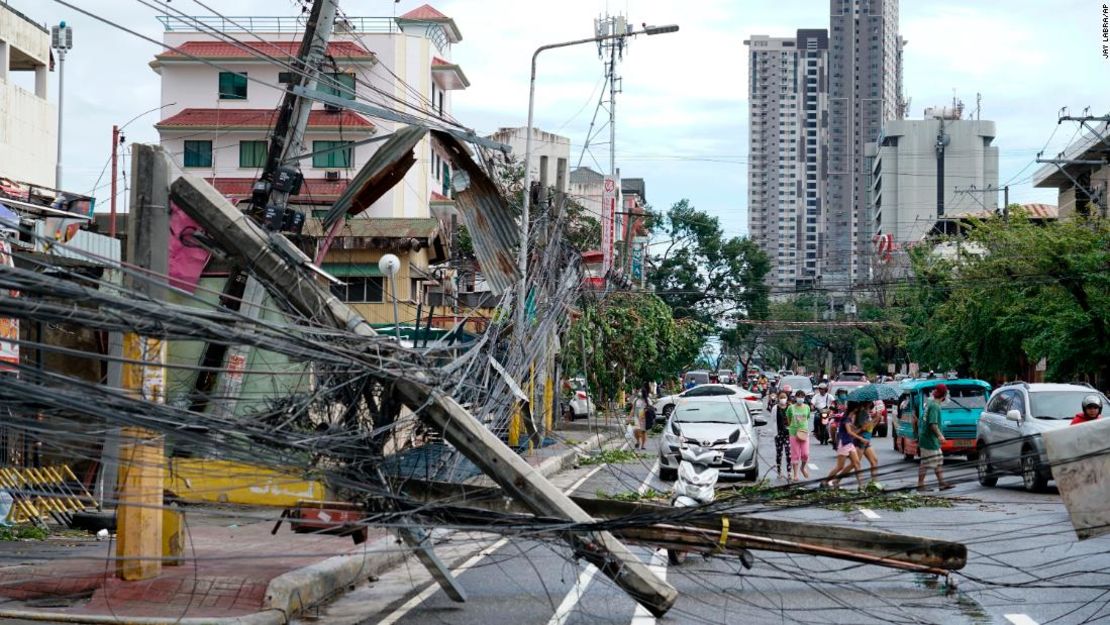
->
[659, 466, 677, 481]
[662, 404, 675, 417]
[1021, 448, 1048, 492]
[976, 443, 998, 487]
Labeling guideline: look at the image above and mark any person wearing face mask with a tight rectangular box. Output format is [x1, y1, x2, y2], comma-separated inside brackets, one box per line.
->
[786, 390, 812, 482]
[772, 391, 792, 479]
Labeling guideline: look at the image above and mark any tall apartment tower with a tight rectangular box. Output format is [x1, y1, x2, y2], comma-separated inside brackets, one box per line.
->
[745, 29, 829, 294]
[826, 0, 904, 287]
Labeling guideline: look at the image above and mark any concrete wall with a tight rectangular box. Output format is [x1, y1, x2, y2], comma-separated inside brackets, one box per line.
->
[487, 127, 570, 193]
[868, 118, 998, 244]
[0, 6, 56, 187]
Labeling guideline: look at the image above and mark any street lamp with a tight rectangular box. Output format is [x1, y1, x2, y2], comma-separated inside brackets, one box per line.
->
[378, 253, 402, 344]
[50, 21, 73, 190]
[516, 23, 679, 338]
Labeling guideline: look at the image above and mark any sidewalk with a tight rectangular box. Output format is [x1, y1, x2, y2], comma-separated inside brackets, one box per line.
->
[0, 428, 620, 624]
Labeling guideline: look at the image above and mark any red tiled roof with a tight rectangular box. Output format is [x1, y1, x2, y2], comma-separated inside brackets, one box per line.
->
[430, 191, 452, 202]
[158, 41, 373, 60]
[156, 108, 373, 130]
[207, 178, 350, 199]
[432, 57, 451, 66]
[1019, 203, 1058, 219]
[400, 4, 448, 20]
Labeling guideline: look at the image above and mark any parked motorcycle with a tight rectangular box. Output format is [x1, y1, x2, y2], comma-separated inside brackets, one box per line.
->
[668, 443, 754, 570]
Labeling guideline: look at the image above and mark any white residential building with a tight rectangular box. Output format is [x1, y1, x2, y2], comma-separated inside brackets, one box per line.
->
[0, 5, 56, 188]
[745, 30, 829, 293]
[486, 127, 569, 193]
[150, 4, 468, 325]
[151, 4, 469, 218]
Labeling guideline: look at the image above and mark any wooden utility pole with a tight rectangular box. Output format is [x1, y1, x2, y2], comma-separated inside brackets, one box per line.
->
[170, 176, 678, 617]
[116, 144, 171, 580]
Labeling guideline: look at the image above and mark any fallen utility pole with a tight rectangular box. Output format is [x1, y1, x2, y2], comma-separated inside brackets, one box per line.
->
[169, 175, 678, 617]
[391, 478, 967, 572]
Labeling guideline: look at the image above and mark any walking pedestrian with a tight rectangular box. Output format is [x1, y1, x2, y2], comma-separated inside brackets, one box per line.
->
[917, 384, 953, 491]
[630, 383, 651, 450]
[857, 401, 882, 489]
[822, 401, 866, 490]
[787, 390, 811, 482]
[771, 391, 791, 479]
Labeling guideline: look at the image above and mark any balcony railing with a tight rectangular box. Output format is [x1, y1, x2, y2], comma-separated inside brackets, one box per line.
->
[157, 15, 399, 34]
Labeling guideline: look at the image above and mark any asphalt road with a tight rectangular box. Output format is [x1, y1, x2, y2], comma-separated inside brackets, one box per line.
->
[298, 420, 1110, 625]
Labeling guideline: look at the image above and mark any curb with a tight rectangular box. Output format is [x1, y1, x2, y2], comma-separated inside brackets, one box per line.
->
[537, 427, 622, 478]
[0, 607, 285, 625]
[264, 534, 411, 619]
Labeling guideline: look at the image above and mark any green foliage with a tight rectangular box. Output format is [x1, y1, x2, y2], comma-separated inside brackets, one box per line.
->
[564, 292, 710, 402]
[719, 483, 954, 512]
[595, 487, 667, 502]
[580, 448, 652, 466]
[647, 199, 770, 327]
[903, 213, 1110, 384]
[0, 525, 48, 541]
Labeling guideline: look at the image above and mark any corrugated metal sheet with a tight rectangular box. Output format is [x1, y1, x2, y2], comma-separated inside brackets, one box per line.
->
[304, 217, 440, 239]
[432, 130, 519, 295]
[322, 125, 428, 229]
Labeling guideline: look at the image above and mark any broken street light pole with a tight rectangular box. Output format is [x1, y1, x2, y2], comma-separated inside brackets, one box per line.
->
[169, 174, 678, 617]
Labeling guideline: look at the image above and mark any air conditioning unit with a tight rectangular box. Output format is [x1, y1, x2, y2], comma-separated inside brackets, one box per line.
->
[324, 170, 340, 181]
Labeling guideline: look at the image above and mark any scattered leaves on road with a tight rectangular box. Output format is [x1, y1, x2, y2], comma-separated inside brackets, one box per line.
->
[719, 481, 955, 512]
[596, 488, 668, 503]
[0, 525, 49, 541]
[579, 449, 653, 466]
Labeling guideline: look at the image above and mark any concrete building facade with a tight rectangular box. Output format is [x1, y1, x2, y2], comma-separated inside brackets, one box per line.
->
[150, 4, 464, 326]
[486, 127, 570, 194]
[826, 0, 904, 287]
[866, 113, 998, 272]
[0, 5, 56, 188]
[1033, 121, 1110, 220]
[745, 29, 829, 293]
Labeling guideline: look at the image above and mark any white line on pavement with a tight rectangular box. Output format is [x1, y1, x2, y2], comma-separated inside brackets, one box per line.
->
[377, 537, 510, 625]
[630, 549, 668, 625]
[638, 461, 661, 495]
[808, 463, 819, 470]
[546, 563, 601, 625]
[1004, 615, 1040, 625]
[378, 460, 611, 625]
[859, 508, 881, 520]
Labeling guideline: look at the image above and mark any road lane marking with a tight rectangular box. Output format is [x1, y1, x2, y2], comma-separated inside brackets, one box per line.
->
[638, 460, 661, 495]
[808, 463, 819, 470]
[546, 563, 601, 625]
[1005, 615, 1040, 625]
[378, 459, 612, 625]
[630, 549, 668, 625]
[377, 537, 510, 625]
[859, 508, 880, 520]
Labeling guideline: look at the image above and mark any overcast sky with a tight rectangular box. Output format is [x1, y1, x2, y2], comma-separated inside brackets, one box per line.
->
[6, 0, 1108, 237]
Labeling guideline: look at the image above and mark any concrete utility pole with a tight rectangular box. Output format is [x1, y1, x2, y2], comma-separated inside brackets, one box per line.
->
[116, 144, 171, 581]
[191, 0, 338, 415]
[171, 176, 678, 616]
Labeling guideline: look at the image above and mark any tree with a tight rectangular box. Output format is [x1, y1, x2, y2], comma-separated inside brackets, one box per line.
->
[648, 199, 769, 326]
[903, 211, 1110, 387]
[563, 292, 709, 403]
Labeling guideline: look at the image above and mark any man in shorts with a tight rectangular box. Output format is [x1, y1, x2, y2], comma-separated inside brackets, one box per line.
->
[917, 384, 954, 491]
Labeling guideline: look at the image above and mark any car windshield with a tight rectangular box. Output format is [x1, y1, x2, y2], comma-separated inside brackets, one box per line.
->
[684, 372, 710, 384]
[782, 376, 813, 392]
[673, 401, 749, 425]
[941, 386, 987, 410]
[1031, 391, 1109, 420]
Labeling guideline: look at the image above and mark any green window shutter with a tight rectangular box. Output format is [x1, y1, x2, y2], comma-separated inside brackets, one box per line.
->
[183, 140, 213, 168]
[313, 141, 352, 168]
[218, 72, 248, 100]
[239, 140, 267, 168]
[320, 73, 356, 100]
